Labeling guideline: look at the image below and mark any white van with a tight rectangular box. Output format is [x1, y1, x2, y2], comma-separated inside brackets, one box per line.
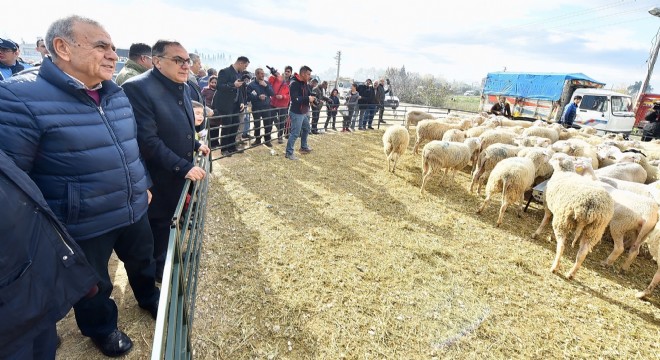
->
[572, 88, 635, 134]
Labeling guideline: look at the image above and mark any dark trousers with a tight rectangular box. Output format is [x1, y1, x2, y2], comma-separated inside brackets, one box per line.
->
[273, 107, 288, 139]
[378, 104, 385, 121]
[7, 324, 57, 360]
[220, 110, 241, 152]
[73, 214, 158, 338]
[252, 108, 273, 143]
[311, 108, 321, 131]
[325, 110, 337, 129]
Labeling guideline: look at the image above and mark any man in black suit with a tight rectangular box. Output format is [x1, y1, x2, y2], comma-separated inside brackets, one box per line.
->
[213, 56, 250, 156]
[122, 40, 210, 279]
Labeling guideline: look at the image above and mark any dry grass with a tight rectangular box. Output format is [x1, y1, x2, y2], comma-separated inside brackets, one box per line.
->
[59, 126, 660, 359]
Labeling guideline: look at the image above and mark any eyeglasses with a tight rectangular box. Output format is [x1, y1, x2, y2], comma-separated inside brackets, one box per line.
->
[158, 56, 192, 67]
[0, 48, 16, 53]
[141, 54, 152, 60]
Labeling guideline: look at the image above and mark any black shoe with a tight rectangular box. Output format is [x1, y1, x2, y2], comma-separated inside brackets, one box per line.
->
[311, 130, 319, 135]
[92, 329, 133, 357]
[221, 151, 233, 157]
[140, 300, 159, 320]
[379, 120, 386, 124]
[277, 138, 284, 144]
[264, 142, 273, 148]
[368, 126, 375, 130]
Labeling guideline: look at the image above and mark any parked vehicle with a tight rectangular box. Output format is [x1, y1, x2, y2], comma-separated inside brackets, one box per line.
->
[634, 93, 660, 129]
[384, 94, 399, 109]
[463, 90, 479, 96]
[480, 72, 635, 134]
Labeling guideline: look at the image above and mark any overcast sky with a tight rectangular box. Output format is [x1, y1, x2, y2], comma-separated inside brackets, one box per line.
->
[4, 0, 660, 91]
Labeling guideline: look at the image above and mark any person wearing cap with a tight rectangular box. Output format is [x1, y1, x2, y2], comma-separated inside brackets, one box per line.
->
[115, 42, 152, 85]
[0, 38, 31, 81]
[0, 15, 160, 357]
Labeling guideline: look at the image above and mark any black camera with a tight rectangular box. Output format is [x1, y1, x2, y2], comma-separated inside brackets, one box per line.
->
[266, 65, 278, 76]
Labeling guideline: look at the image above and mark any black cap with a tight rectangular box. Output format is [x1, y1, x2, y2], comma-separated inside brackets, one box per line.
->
[0, 38, 19, 51]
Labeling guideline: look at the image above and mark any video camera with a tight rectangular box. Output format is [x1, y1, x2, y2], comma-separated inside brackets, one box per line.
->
[266, 65, 278, 76]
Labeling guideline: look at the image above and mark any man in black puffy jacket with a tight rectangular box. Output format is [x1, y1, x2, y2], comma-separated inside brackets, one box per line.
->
[0, 149, 98, 360]
[0, 15, 159, 357]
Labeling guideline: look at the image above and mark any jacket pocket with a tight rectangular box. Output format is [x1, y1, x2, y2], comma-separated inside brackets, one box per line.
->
[66, 182, 80, 224]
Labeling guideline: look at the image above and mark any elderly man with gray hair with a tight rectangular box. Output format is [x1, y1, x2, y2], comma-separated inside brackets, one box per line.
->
[0, 15, 159, 357]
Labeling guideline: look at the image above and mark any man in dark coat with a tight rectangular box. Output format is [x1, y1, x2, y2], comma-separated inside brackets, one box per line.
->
[0, 149, 98, 360]
[212, 56, 250, 155]
[0, 15, 159, 357]
[123, 40, 210, 281]
[357, 79, 376, 129]
[642, 101, 660, 141]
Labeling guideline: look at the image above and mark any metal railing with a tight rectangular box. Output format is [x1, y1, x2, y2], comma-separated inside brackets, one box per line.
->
[151, 150, 209, 360]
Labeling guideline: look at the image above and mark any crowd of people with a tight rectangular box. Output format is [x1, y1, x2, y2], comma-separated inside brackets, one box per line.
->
[0, 12, 398, 359]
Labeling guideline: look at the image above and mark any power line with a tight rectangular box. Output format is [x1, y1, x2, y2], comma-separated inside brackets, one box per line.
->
[500, 0, 655, 31]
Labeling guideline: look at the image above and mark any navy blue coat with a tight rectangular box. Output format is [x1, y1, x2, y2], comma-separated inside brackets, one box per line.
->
[0, 58, 151, 241]
[122, 68, 200, 220]
[0, 149, 98, 357]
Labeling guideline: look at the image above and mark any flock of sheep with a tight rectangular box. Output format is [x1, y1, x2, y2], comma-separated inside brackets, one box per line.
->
[382, 110, 660, 300]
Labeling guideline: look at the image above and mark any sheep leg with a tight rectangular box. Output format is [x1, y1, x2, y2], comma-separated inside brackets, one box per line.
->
[601, 231, 625, 267]
[470, 166, 484, 193]
[496, 199, 509, 227]
[622, 217, 657, 271]
[636, 264, 660, 299]
[438, 168, 448, 185]
[386, 153, 392, 172]
[566, 240, 591, 279]
[413, 140, 420, 155]
[391, 153, 399, 173]
[532, 207, 552, 239]
[550, 231, 567, 274]
[420, 165, 433, 194]
[570, 222, 586, 248]
[477, 192, 491, 214]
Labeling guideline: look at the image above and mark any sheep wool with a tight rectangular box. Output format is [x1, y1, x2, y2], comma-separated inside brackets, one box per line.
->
[420, 140, 472, 193]
[532, 154, 614, 279]
[382, 125, 410, 173]
[413, 119, 472, 154]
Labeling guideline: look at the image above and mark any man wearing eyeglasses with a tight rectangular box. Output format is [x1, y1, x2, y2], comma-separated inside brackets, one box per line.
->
[114, 43, 152, 85]
[0, 38, 31, 81]
[122, 40, 210, 287]
[0, 15, 160, 357]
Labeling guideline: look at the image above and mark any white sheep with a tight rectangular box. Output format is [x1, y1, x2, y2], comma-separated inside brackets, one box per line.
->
[478, 129, 519, 154]
[575, 157, 659, 270]
[442, 129, 467, 142]
[532, 153, 615, 279]
[420, 139, 474, 193]
[594, 162, 647, 183]
[405, 110, 435, 129]
[476, 149, 551, 226]
[514, 135, 552, 148]
[470, 143, 521, 195]
[413, 119, 472, 154]
[551, 139, 599, 169]
[635, 224, 660, 299]
[521, 126, 560, 143]
[382, 125, 410, 173]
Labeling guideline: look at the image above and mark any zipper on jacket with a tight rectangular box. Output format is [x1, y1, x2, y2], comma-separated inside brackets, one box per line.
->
[95, 100, 135, 222]
[47, 214, 74, 256]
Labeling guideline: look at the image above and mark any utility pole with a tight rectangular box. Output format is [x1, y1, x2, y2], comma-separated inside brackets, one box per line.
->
[635, 7, 660, 111]
[334, 51, 341, 89]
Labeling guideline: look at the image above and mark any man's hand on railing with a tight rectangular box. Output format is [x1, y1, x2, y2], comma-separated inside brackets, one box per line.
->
[185, 166, 206, 181]
[198, 144, 210, 156]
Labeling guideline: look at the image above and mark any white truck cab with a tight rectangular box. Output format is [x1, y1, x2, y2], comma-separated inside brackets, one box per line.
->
[572, 88, 635, 133]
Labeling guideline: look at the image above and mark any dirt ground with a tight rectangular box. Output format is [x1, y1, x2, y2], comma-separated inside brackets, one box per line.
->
[59, 123, 660, 359]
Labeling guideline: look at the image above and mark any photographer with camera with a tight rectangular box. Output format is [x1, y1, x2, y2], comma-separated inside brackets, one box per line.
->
[212, 56, 250, 156]
[310, 79, 328, 134]
[643, 101, 660, 141]
[248, 68, 275, 146]
[286, 65, 315, 160]
[268, 65, 290, 144]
